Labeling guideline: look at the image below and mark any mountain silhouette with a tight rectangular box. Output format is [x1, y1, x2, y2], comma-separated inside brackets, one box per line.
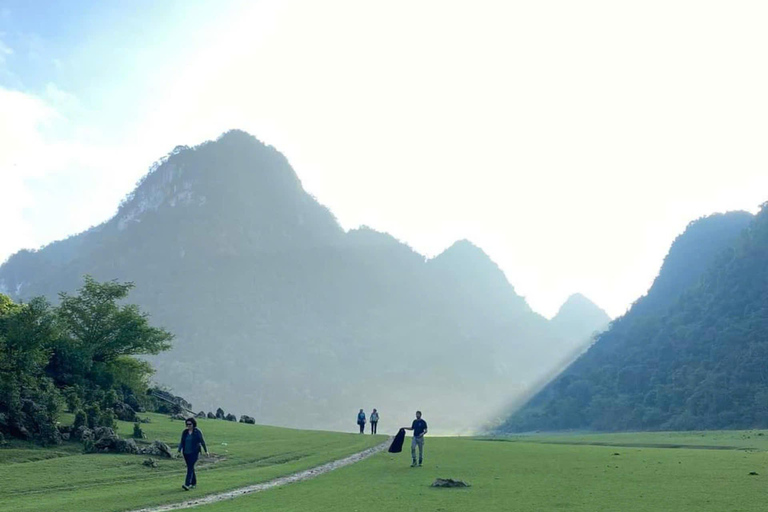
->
[0, 130, 603, 432]
[500, 209, 762, 432]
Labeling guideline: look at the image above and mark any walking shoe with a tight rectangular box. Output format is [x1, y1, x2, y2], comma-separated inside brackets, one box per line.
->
[419, 462, 423, 467]
[411, 461, 417, 467]
[182, 485, 190, 491]
[190, 485, 196, 489]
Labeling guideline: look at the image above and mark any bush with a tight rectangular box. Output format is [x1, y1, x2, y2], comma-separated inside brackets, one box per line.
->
[83, 439, 95, 453]
[74, 409, 87, 428]
[133, 422, 145, 439]
[86, 404, 101, 429]
[63, 387, 82, 413]
[99, 409, 116, 430]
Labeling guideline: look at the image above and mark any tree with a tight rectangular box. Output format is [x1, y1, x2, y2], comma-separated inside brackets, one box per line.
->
[56, 276, 173, 364]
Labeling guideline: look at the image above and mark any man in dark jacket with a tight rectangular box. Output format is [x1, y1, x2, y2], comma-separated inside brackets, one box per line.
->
[403, 410, 428, 467]
[178, 417, 209, 490]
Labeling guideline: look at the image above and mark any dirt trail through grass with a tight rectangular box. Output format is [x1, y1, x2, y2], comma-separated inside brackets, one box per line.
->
[129, 437, 391, 512]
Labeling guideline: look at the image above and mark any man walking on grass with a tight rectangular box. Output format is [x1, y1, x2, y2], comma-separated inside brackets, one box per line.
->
[404, 410, 427, 467]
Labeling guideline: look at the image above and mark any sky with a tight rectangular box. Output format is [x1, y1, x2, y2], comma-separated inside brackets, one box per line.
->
[1, 0, 767, 319]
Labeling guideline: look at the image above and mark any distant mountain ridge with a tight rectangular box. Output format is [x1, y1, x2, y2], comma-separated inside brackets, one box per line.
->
[0, 130, 605, 432]
[500, 209, 762, 432]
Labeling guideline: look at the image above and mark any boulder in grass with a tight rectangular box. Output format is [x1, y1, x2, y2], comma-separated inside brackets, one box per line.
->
[216, 408, 225, 420]
[431, 478, 470, 488]
[239, 415, 255, 424]
[207, 412, 216, 419]
[141, 440, 174, 458]
[143, 458, 158, 468]
[115, 438, 139, 454]
[93, 427, 119, 450]
[114, 402, 138, 422]
[225, 413, 237, 422]
[196, 411, 206, 418]
[171, 413, 186, 421]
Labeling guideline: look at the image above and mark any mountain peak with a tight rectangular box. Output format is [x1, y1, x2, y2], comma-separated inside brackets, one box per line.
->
[550, 293, 610, 341]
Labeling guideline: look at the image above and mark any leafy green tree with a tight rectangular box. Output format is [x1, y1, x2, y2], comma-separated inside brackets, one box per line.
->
[56, 276, 173, 365]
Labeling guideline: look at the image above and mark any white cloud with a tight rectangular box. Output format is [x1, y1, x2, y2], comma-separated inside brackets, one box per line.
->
[0, 87, 145, 264]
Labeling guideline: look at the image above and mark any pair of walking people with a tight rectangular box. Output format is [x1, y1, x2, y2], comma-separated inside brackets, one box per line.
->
[356, 408, 380, 434]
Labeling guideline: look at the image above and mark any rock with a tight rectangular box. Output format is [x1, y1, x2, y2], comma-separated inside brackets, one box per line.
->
[207, 412, 216, 419]
[141, 440, 174, 458]
[73, 426, 93, 441]
[139, 417, 152, 423]
[61, 433, 71, 441]
[115, 438, 139, 454]
[171, 413, 186, 421]
[239, 415, 255, 424]
[93, 427, 119, 450]
[143, 458, 158, 468]
[216, 408, 225, 420]
[225, 413, 237, 422]
[57, 424, 73, 435]
[125, 394, 144, 413]
[114, 402, 138, 422]
[750, 471, 759, 476]
[431, 478, 470, 488]
[196, 411, 206, 418]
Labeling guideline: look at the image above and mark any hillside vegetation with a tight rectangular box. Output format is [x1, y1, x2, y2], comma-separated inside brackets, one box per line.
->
[503, 207, 768, 432]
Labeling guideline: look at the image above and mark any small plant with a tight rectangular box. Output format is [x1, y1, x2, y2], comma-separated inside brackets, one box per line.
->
[83, 439, 95, 453]
[74, 409, 87, 429]
[133, 422, 145, 439]
[99, 409, 117, 429]
[63, 387, 83, 413]
[86, 404, 101, 429]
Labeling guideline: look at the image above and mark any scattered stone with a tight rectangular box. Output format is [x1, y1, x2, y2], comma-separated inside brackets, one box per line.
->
[613, 453, 620, 456]
[115, 438, 139, 454]
[114, 402, 138, 422]
[207, 412, 216, 419]
[216, 408, 225, 420]
[73, 426, 93, 441]
[61, 433, 71, 441]
[143, 458, 158, 468]
[196, 411, 206, 418]
[93, 427, 119, 450]
[140, 440, 174, 458]
[431, 478, 470, 488]
[749, 471, 759, 476]
[139, 417, 152, 423]
[239, 415, 256, 424]
[225, 413, 237, 422]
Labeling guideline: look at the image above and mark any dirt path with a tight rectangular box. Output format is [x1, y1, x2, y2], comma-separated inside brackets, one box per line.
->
[129, 438, 391, 512]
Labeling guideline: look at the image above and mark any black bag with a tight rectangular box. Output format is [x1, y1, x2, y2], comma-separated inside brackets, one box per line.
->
[388, 428, 406, 453]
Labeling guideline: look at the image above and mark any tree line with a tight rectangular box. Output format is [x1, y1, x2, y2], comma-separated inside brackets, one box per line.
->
[0, 276, 172, 444]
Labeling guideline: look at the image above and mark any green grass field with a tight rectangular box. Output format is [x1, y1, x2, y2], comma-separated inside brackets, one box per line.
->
[6, 420, 768, 512]
[194, 430, 768, 512]
[0, 413, 383, 512]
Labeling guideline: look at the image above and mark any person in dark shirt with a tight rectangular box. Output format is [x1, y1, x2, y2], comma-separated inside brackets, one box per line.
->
[177, 417, 209, 490]
[370, 408, 379, 434]
[403, 410, 428, 467]
[357, 409, 366, 434]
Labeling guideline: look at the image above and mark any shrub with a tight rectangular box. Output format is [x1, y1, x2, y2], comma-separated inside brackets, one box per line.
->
[74, 409, 87, 428]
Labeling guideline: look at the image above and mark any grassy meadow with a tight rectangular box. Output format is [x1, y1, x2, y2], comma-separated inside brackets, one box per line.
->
[195, 430, 768, 512]
[5, 418, 768, 512]
[0, 412, 383, 512]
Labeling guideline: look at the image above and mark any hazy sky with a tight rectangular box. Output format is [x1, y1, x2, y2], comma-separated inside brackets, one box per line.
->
[1, 0, 767, 318]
